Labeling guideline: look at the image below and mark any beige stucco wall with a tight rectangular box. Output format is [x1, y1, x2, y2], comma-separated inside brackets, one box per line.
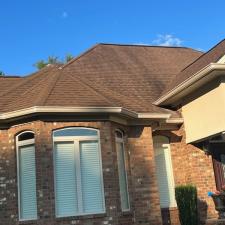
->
[182, 80, 225, 143]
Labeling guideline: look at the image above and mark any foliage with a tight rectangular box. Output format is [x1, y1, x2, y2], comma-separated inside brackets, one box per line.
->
[65, 54, 74, 63]
[34, 60, 48, 70]
[34, 54, 74, 70]
[175, 184, 198, 225]
[0, 71, 5, 76]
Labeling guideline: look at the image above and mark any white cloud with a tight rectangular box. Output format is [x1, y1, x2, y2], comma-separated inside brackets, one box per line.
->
[152, 34, 182, 47]
[62, 11, 68, 19]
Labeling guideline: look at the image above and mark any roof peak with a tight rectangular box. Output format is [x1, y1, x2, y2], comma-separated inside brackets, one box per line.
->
[97, 42, 202, 51]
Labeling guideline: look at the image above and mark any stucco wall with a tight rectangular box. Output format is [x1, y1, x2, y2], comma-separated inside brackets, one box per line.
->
[182, 80, 225, 143]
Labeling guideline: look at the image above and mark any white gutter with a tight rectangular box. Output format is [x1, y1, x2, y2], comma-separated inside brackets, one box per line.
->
[166, 118, 184, 124]
[154, 63, 225, 106]
[0, 106, 171, 120]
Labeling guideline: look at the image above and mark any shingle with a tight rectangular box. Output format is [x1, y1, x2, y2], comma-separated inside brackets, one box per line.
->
[0, 76, 23, 95]
[0, 44, 202, 116]
[164, 39, 225, 95]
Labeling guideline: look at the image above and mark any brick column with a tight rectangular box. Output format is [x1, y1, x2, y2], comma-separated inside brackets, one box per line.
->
[0, 129, 18, 225]
[128, 126, 162, 225]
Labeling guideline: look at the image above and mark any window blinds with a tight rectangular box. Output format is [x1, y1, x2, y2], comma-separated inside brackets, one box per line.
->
[55, 142, 78, 217]
[19, 145, 37, 220]
[116, 142, 130, 211]
[155, 146, 176, 208]
[54, 130, 105, 217]
[80, 141, 104, 213]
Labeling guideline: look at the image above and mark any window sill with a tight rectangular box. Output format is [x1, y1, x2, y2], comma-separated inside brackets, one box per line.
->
[19, 218, 37, 224]
[55, 212, 107, 221]
[121, 210, 133, 216]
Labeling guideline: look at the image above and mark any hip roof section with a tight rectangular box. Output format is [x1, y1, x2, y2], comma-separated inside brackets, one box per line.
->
[0, 43, 202, 118]
[158, 39, 225, 105]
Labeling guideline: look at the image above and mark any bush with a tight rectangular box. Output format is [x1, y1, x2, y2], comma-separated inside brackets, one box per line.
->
[175, 184, 198, 225]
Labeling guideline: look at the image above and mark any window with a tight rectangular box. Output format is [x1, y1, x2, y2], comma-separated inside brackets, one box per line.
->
[16, 131, 37, 221]
[53, 127, 105, 217]
[115, 130, 130, 211]
[153, 136, 176, 208]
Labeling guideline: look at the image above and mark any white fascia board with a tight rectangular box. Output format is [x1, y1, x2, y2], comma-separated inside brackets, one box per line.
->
[165, 118, 184, 124]
[0, 106, 173, 121]
[154, 63, 225, 106]
[0, 106, 123, 120]
[137, 113, 170, 119]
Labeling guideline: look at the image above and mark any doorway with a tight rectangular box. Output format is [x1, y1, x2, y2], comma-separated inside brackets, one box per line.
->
[210, 142, 225, 190]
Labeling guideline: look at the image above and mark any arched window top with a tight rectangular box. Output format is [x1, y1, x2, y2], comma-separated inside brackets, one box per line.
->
[115, 130, 124, 139]
[53, 127, 98, 138]
[17, 131, 34, 142]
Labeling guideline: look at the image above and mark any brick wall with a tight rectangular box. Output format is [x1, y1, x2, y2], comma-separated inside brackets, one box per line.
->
[0, 121, 122, 225]
[128, 126, 162, 225]
[0, 121, 163, 225]
[1, 119, 215, 225]
[154, 126, 218, 225]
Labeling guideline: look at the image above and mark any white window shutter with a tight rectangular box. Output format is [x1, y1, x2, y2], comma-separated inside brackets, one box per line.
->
[19, 145, 37, 220]
[154, 145, 176, 208]
[80, 141, 105, 214]
[55, 142, 78, 217]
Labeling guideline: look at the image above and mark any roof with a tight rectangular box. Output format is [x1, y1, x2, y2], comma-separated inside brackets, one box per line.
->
[163, 39, 225, 96]
[0, 43, 202, 119]
[0, 76, 23, 95]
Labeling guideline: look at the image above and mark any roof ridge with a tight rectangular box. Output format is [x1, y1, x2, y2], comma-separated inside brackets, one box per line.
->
[97, 43, 202, 52]
[41, 69, 63, 106]
[158, 39, 225, 99]
[61, 43, 202, 71]
[0, 66, 57, 97]
[0, 76, 21, 78]
[71, 73, 152, 111]
[0, 68, 56, 110]
[61, 44, 100, 69]
[63, 72, 118, 106]
[180, 38, 225, 73]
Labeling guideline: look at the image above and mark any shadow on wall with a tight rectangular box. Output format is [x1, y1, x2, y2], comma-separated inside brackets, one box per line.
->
[153, 130, 182, 144]
[128, 126, 163, 225]
[198, 198, 208, 225]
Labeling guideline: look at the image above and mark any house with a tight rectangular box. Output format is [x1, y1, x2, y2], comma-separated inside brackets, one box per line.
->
[1, 40, 225, 225]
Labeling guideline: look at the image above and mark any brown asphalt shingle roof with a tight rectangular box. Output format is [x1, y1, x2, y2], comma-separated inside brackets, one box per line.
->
[0, 43, 202, 115]
[163, 39, 225, 95]
[0, 76, 23, 95]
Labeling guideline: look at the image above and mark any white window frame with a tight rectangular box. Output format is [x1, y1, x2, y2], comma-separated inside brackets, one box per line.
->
[153, 135, 176, 208]
[16, 131, 37, 221]
[53, 127, 106, 217]
[115, 130, 130, 212]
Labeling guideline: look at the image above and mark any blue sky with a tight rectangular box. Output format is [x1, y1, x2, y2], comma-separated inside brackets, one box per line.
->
[1, 0, 225, 76]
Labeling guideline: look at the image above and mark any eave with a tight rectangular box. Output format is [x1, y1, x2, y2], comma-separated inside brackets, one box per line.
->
[0, 106, 183, 129]
[154, 63, 225, 106]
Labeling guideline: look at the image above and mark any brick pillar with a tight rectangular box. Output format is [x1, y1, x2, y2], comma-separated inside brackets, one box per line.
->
[128, 126, 162, 225]
[35, 121, 55, 223]
[0, 129, 18, 224]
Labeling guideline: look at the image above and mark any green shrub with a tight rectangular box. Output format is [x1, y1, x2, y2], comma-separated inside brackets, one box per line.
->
[175, 184, 198, 225]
